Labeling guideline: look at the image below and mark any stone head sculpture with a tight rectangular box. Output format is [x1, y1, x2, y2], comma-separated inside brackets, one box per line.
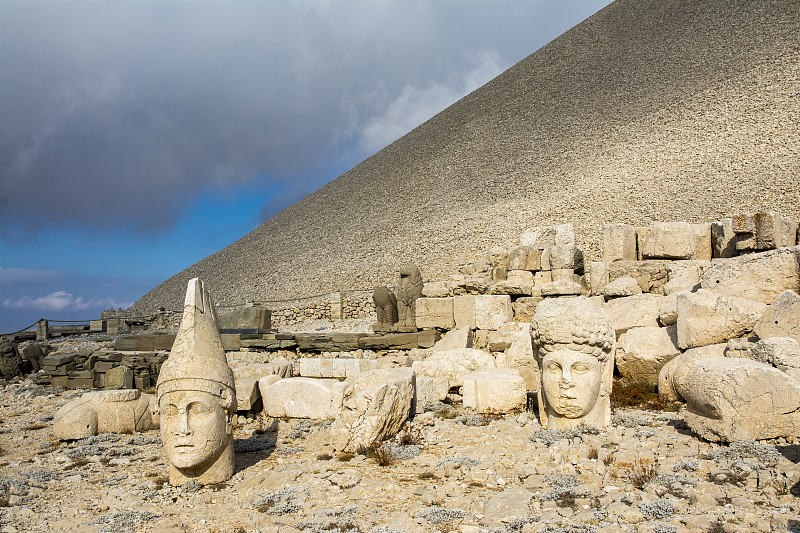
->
[531, 296, 615, 430]
[156, 278, 237, 486]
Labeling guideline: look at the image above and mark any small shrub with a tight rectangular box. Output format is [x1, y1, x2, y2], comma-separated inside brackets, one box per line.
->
[418, 471, 437, 480]
[317, 452, 333, 461]
[397, 422, 424, 446]
[365, 442, 395, 467]
[611, 378, 680, 411]
[639, 499, 675, 520]
[529, 425, 599, 446]
[337, 451, 355, 462]
[627, 459, 659, 489]
[705, 518, 726, 533]
[253, 488, 301, 515]
[417, 505, 468, 524]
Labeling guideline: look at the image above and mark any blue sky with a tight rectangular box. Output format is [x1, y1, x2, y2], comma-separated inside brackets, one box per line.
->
[0, 0, 612, 333]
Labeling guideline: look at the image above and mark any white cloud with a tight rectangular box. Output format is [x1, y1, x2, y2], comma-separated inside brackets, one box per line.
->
[2, 290, 132, 312]
[357, 49, 505, 155]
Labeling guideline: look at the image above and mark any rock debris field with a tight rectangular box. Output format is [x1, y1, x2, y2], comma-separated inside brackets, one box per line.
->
[2, 335, 800, 533]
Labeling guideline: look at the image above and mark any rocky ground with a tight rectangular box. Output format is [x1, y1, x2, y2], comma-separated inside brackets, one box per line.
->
[2, 333, 800, 533]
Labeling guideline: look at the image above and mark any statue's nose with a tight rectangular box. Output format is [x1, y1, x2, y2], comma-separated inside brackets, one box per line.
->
[175, 410, 192, 435]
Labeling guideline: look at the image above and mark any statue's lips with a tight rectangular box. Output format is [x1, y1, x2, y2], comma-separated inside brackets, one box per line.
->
[173, 442, 196, 450]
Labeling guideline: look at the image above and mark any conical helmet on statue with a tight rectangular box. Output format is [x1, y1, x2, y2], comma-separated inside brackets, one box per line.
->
[156, 278, 237, 412]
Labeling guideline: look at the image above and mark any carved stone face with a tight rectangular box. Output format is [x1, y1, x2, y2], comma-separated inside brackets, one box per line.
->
[541, 349, 602, 418]
[160, 390, 230, 470]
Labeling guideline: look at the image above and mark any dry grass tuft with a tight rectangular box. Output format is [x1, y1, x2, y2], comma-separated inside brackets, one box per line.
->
[627, 458, 659, 488]
[611, 379, 681, 412]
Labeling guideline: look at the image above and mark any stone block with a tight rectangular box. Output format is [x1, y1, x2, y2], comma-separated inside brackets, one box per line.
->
[589, 261, 610, 296]
[414, 376, 450, 413]
[422, 281, 451, 298]
[641, 222, 695, 259]
[412, 348, 496, 389]
[750, 337, 800, 381]
[608, 260, 672, 294]
[490, 270, 534, 296]
[218, 306, 272, 332]
[711, 218, 737, 258]
[331, 368, 415, 452]
[732, 213, 755, 233]
[507, 246, 542, 271]
[257, 375, 281, 400]
[603, 276, 641, 298]
[415, 298, 455, 330]
[754, 289, 800, 343]
[359, 332, 420, 350]
[495, 323, 539, 392]
[542, 245, 584, 273]
[235, 379, 260, 411]
[692, 223, 713, 261]
[473, 295, 512, 330]
[676, 289, 767, 349]
[550, 268, 574, 283]
[541, 280, 582, 296]
[114, 335, 155, 351]
[781, 217, 799, 247]
[416, 329, 440, 348]
[602, 294, 664, 336]
[700, 246, 800, 304]
[602, 223, 637, 262]
[233, 361, 293, 381]
[54, 389, 156, 440]
[463, 369, 526, 413]
[433, 326, 473, 353]
[663, 277, 700, 295]
[616, 326, 681, 384]
[295, 333, 365, 352]
[221, 334, 241, 351]
[678, 357, 800, 442]
[658, 291, 680, 326]
[511, 296, 542, 323]
[103, 365, 133, 390]
[261, 377, 344, 419]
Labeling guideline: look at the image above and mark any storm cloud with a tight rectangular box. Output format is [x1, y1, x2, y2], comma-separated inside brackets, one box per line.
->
[0, 0, 611, 236]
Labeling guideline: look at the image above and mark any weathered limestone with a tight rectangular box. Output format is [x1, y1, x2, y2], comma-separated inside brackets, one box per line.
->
[732, 212, 799, 252]
[494, 322, 540, 392]
[511, 296, 542, 323]
[507, 246, 542, 271]
[432, 326, 472, 353]
[663, 277, 699, 295]
[520, 224, 574, 249]
[453, 295, 512, 330]
[235, 379, 260, 411]
[371, 286, 398, 333]
[103, 365, 134, 390]
[541, 280, 583, 297]
[602, 223, 637, 262]
[641, 222, 696, 259]
[0, 338, 23, 378]
[257, 375, 281, 400]
[395, 264, 424, 332]
[602, 294, 663, 336]
[261, 377, 345, 419]
[609, 260, 672, 294]
[616, 325, 681, 384]
[20, 342, 45, 373]
[330, 368, 415, 453]
[415, 297, 455, 330]
[542, 245, 584, 273]
[676, 289, 767, 349]
[678, 356, 800, 442]
[412, 348, 496, 389]
[658, 292, 680, 327]
[156, 278, 237, 487]
[232, 361, 293, 381]
[218, 305, 272, 333]
[297, 357, 377, 379]
[692, 223, 713, 261]
[421, 280, 451, 298]
[749, 337, 800, 381]
[531, 296, 615, 430]
[603, 276, 641, 298]
[711, 218, 737, 258]
[657, 343, 727, 402]
[490, 270, 534, 296]
[414, 376, 450, 413]
[754, 289, 800, 343]
[462, 369, 526, 414]
[54, 389, 157, 440]
[700, 246, 800, 304]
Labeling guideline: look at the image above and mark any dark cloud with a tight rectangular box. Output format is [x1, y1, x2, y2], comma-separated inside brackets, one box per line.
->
[0, 0, 611, 236]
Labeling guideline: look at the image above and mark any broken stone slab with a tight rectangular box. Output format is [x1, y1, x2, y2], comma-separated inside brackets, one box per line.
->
[588, 261, 610, 296]
[359, 332, 423, 350]
[421, 281, 451, 298]
[482, 488, 535, 528]
[667, 260, 713, 284]
[330, 368, 415, 453]
[295, 333, 366, 352]
[676, 289, 766, 349]
[54, 389, 157, 440]
[678, 356, 800, 442]
[711, 218, 737, 258]
[114, 334, 175, 352]
[663, 277, 700, 295]
[700, 246, 800, 304]
[657, 343, 727, 402]
[236, 379, 260, 411]
[507, 246, 543, 271]
[257, 375, 281, 401]
[103, 365, 134, 390]
[487, 322, 521, 352]
[602, 223, 637, 262]
[499, 323, 540, 392]
[603, 276, 642, 298]
[433, 326, 473, 353]
[218, 305, 272, 333]
[658, 292, 681, 327]
[541, 245, 584, 273]
[490, 270, 534, 296]
[232, 361, 293, 381]
[616, 325, 681, 385]
[261, 377, 345, 419]
[540, 280, 582, 297]
[602, 294, 664, 336]
[749, 337, 800, 381]
[297, 358, 377, 379]
[415, 297, 455, 330]
[412, 348, 496, 389]
[453, 295, 512, 331]
[414, 376, 450, 413]
[754, 289, 800, 343]
[608, 260, 672, 294]
[692, 223, 713, 261]
[463, 368, 526, 414]
[641, 222, 696, 259]
[240, 337, 298, 350]
[726, 337, 757, 359]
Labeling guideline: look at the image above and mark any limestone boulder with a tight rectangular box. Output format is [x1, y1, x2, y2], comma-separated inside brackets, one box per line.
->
[750, 337, 800, 381]
[235, 379, 260, 411]
[711, 218, 737, 258]
[657, 343, 727, 402]
[616, 326, 681, 384]
[676, 289, 766, 349]
[609, 260, 672, 294]
[700, 246, 800, 304]
[678, 356, 800, 442]
[658, 292, 680, 327]
[330, 368, 415, 453]
[641, 222, 696, 259]
[602, 294, 664, 336]
[663, 277, 699, 296]
[233, 361, 293, 381]
[463, 369, 526, 414]
[261, 377, 345, 419]
[472, 295, 513, 330]
[103, 365, 134, 390]
[422, 281, 452, 298]
[603, 276, 641, 298]
[602, 223, 637, 262]
[520, 224, 575, 249]
[507, 246, 542, 271]
[433, 326, 473, 353]
[754, 289, 800, 343]
[415, 297, 455, 330]
[542, 245, 584, 273]
[54, 389, 157, 440]
[541, 280, 583, 297]
[412, 348, 496, 389]
[490, 270, 534, 296]
[494, 322, 540, 392]
[414, 376, 450, 413]
[692, 223, 713, 261]
[511, 296, 542, 323]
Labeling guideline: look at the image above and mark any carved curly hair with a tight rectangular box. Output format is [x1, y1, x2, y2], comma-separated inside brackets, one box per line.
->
[531, 297, 615, 361]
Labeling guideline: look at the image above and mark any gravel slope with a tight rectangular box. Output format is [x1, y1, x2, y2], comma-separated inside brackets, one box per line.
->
[132, 0, 800, 313]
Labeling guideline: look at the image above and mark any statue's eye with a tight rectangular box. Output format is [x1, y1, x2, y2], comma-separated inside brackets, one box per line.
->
[189, 403, 212, 415]
[572, 363, 589, 373]
[162, 404, 178, 417]
[546, 362, 561, 372]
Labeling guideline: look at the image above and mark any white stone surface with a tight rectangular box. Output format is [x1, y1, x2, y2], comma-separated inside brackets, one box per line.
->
[616, 325, 681, 384]
[700, 246, 800, 304]
[261, 377, 344, 419]
[657, 343, 727, 402]
[463, 369, 526, 413]
[676, 289, 766, 349]
[433, 326, 473, 353]
[754, 289, 800, 343]
[412, 348, 496, 389]
[603, 276, 642, 298]
[415, 297, 455, 330]
[641, 221, 696, 259]
[602, 223, 637, 262]
[602, 293, 664, 336]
